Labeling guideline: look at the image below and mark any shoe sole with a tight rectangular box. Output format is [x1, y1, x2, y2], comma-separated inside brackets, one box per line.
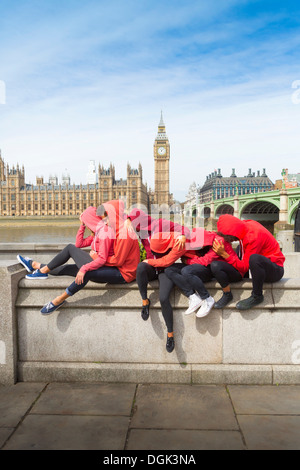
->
[214, 300, 232, 309]
[236, 297, 264, 310]
[184, 302, 203, 315]
[25, 275, 48, 280]
[17, 255, 33, 273]
[41, 301, 65, 315]
[196, 302, 215, 318]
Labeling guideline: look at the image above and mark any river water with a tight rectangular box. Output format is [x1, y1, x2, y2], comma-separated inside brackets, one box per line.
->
[0, 225, 79, 244]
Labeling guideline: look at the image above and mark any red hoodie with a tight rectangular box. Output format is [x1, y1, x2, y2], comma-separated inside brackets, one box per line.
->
[217, 215, 285, 277]
[102, 200, 140, 282]
[184, 227, 237, 266]
[146, 232, 187, 268]
[128, 208, 190, 259]
[75, 206, 114, 274]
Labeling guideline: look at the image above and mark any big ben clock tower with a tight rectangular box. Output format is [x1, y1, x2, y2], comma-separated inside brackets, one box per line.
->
[154, 111, 170, 206]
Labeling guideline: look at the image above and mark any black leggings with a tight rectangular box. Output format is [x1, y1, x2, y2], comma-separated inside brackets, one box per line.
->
[210, 260, 243, 288]
[210, 256, 284, 296]
[165, 263, 212, 300]
[136, 262, 191, 333]
[249, 254, 284, 296]
[42, 243, 126, 296]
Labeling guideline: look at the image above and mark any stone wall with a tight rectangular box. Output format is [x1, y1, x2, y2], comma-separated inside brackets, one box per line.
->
[0, 254, 299, 385]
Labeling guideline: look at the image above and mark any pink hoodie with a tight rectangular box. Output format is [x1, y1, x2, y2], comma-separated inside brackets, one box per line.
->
[75, 206, 114, 274]
[102, 200, 140, 282]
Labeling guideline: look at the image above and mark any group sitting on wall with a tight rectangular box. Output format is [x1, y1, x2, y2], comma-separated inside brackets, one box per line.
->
[17, 199, 285, 354]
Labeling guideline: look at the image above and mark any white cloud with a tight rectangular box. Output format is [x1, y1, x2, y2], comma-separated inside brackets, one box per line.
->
[0, 0, 300, 199]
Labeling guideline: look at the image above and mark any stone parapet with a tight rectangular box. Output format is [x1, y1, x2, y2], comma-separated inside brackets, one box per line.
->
[0, 262, 25, 384]
[1, 243, 299, 278]
[0, 259, 299, 385]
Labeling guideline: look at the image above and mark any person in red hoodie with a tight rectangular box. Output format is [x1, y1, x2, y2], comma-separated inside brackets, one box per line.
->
[137, 231, 187, 353]
[17, 206, 115, 314]
[128, 208, 190, 259]
[165, 227, 239, 316]
[99, 199, 140, 283]
[128, 208, 188, 324]
[214, 214, 285, 310]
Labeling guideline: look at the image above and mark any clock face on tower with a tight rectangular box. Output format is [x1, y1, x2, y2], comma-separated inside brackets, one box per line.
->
[158, 146, 166, 156]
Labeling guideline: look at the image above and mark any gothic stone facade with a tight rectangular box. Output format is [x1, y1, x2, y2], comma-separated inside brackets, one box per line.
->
[0, 115, 172, 217]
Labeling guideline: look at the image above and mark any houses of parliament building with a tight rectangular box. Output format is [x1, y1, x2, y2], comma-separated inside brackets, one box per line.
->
[0, 114, 173, 217]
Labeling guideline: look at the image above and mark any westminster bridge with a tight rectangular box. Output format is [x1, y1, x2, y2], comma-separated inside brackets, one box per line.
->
[183, 187, 300, 233]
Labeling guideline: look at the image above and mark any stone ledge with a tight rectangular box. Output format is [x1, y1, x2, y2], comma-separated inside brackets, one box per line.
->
[17, 362, 300, 385]
[16, 275, 300, 310]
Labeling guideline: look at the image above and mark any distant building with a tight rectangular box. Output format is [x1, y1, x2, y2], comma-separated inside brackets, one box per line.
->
[153, 112, 173, 206]
[199, 168, 274, 203]
[0, 114, 173, 216]
[274, 168, 300, 189]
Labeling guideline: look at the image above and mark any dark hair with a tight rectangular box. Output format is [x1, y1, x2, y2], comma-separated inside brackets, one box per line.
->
[96, 205, 108, 218]
[217, 232, 239, 243]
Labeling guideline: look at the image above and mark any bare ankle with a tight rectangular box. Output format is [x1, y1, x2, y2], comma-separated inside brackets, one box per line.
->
[40, 266, 50, 274]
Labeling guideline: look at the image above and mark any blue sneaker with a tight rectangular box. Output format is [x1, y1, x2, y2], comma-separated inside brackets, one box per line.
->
[41, 301, 65, 315]
[25, 269, 48, 280]
[17, 254, 33, 273]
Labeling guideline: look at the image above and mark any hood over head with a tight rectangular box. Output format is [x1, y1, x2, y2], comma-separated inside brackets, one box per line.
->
[217, 214, 247, 240]
[102, 199, 125, 236]
[128, 208, 152, 233]
[150, 232, 176, 254]
[80, 206, 103, 233]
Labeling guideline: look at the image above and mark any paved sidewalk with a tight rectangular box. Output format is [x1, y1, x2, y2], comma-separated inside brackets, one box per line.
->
[0, 382, 300, 451]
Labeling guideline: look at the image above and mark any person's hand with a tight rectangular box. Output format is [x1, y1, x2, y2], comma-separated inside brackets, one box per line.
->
[143, 259, 149, 263]
[175, 235, 186, 251]
[212, 239, 229, 259]
[75, 270, 85, 285]
[79, 214, 85, 226]
[90, 250, 97, 257]
[124, 218, 135, 234]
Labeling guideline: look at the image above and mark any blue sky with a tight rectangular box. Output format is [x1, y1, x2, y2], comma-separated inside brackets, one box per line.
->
[0, 0, 300, 201]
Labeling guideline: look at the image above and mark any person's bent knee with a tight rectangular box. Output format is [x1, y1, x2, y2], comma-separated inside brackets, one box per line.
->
[181, 265, 193, 277]
[210, 260, 220, 274]
[164, 266, 176, 279]
[136, 262, 148, 274]
[249, 253, 264, 267]
[66, 243, 76, 253]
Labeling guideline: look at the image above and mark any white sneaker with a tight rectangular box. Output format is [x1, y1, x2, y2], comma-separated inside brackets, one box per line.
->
[185, 293, 203, 315]
[196, 296, 215, 318]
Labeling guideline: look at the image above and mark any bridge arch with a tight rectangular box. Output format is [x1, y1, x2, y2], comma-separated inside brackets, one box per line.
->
[239, 200, 279, 232]
[215, 204, 234, 218]
[289, 201, 300, 225]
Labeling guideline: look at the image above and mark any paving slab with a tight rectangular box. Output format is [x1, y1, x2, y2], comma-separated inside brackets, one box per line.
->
[127, 429, 246, 450]
[3, 414, 130, 450]
[0, 382, 46, 427]
[0, 428, 14, 448]
[1, 382, 300, 450]
[237, 415, 300, 450]
[30, 382, 137, 416]
[130, 384, 238, 430]
[228, 385, 300, 414]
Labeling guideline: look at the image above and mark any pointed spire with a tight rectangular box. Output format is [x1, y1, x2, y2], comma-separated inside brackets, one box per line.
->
[156, 110, 168, 141]
[159, 110, 164, 127]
